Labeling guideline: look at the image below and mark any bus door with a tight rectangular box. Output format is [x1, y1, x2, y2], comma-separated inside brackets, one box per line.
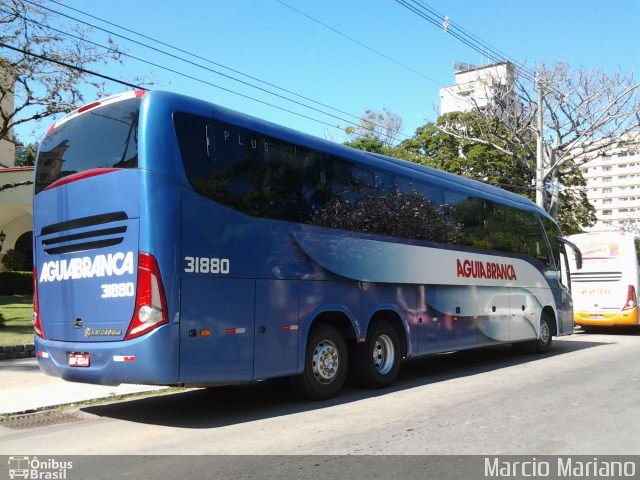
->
[555, 237, 581, 334]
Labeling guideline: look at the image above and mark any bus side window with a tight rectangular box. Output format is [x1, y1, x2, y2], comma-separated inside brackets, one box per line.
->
[444, 191, 487, 249]
[395, 176, 443, 206]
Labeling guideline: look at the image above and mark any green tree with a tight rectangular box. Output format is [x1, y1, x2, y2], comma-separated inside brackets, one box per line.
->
[345, 109, 595, 233]
[400, 113, 595, 233]
[14, 142, 37, 166]
[1, 249, 27, 271]
[436, 63, 640, 219]
[0, 0, 128, 142]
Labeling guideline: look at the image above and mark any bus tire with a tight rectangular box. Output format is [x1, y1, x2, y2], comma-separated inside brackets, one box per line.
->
[354, 320, 401, 388]
[535, 312, 553, 354]
[293, 325, 348, 400]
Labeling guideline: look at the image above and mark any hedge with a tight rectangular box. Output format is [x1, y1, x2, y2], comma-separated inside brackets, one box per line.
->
[0, 271, 33, 295]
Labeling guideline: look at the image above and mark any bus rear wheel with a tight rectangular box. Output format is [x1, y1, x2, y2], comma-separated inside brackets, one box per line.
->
[354, 320, 401, 388]
[293, 325, 348, 400]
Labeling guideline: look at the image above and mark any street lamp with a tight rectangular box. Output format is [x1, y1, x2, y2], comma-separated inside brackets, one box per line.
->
[0, 231, 6, 251]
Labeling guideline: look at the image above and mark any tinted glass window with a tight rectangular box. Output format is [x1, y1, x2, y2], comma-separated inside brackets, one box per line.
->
[540, 216, 563, 269]
[487, 204, 549, 262]
[444, 192, 487, 248]
[176, 111, 335, 223]
[174, 111, 548, 255]
[35, 98, 140, 193]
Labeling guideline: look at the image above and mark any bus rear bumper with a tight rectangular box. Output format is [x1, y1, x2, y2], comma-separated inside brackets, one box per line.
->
[34, 325, 178, 386]
[574, 307, 639, 327]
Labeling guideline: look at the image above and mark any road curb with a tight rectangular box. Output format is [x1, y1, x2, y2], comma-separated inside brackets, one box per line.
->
[0, 344, 36, 360]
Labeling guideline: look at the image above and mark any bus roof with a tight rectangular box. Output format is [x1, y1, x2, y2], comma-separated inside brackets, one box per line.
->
[567, 231, 640, 242]
[69, 90, 546, 218]
[164, 91, 543, 215]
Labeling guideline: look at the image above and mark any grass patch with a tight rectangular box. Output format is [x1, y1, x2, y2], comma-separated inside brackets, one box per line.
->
[0, 295, 34, 346]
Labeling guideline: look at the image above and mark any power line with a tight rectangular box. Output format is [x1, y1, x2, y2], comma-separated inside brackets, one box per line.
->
[413, 0, 513, 67]
[45, 0, 369, 127]
[392, 0, 633, 172]
[28, 0, 413, 141]
[274, 0, 444, 88]
[0, 34, 342, 134]
[22, 1, 361, 130]
[0, 41, 145, 90]
[393, 0, 536, 85]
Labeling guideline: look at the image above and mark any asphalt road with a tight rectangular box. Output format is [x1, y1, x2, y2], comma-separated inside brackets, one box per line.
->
[1, 330, 639, 458]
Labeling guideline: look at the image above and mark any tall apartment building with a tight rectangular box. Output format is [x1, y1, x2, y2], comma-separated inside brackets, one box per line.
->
[579, 147, 640, 234]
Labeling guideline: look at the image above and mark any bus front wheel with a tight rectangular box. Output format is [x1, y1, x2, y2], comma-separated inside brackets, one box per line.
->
[353, 320, 401, 388]
[535, 313, 553, 354]
[293, 325, 348, 400]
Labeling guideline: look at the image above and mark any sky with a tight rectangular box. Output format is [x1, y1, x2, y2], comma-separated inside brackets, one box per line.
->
[16, 0, 640, 144]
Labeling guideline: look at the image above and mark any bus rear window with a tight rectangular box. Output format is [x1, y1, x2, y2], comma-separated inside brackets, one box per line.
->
[35, 98, 140, 194]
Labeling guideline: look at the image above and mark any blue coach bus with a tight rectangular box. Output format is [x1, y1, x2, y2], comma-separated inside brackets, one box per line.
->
[33, 90, 581, 399]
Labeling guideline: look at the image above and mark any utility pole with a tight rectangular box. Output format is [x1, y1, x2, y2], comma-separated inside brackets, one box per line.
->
[535, 74, 545, 209]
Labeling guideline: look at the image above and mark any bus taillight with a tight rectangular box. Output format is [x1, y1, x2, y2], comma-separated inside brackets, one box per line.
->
[125, 253, 168, 340]
[32, 268, 45, 339]
[623, 285, 637, 310]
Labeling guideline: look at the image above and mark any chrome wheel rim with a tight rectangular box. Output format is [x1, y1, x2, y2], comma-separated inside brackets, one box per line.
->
[312, 339, 340, 384]
[373, 334, 395, 375]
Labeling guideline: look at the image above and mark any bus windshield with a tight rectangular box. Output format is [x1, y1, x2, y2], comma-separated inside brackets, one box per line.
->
[35, 97, 140, 194]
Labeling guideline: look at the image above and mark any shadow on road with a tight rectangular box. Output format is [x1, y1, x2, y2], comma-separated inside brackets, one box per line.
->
[0, 361, 40, 373]
[576, 326, 640, 336]
[82, 337, 607, 429]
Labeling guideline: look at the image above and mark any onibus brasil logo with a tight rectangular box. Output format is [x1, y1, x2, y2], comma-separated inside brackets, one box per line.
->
[8, 456, 73, 479]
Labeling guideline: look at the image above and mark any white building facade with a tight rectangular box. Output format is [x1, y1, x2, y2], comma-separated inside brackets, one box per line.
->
[579, 148, 640, 234]
[0, 61, 33, 271]
[440, 61, 517, 117]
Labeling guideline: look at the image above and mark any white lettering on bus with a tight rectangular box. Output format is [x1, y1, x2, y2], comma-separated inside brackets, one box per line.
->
[39, 251, 134, 283]
[220, 127, 269, 152]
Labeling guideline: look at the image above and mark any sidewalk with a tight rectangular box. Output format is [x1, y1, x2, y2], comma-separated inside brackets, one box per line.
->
[0, 357, 166, 415]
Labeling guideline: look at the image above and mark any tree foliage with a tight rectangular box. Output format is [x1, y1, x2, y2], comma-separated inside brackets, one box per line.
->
[312, 186, 455, 242]
[343, 108, 404, 148]
[437, 62, 640, 218]
[343, 108, 596, 233]
[396, 112, 595, 233]
[1, 248, 27, 271]
[0, 0, 130, 142]
[14, 141, 36, 166]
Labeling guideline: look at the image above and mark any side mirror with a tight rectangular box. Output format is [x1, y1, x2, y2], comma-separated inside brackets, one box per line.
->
[556, 236, 582, 270]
